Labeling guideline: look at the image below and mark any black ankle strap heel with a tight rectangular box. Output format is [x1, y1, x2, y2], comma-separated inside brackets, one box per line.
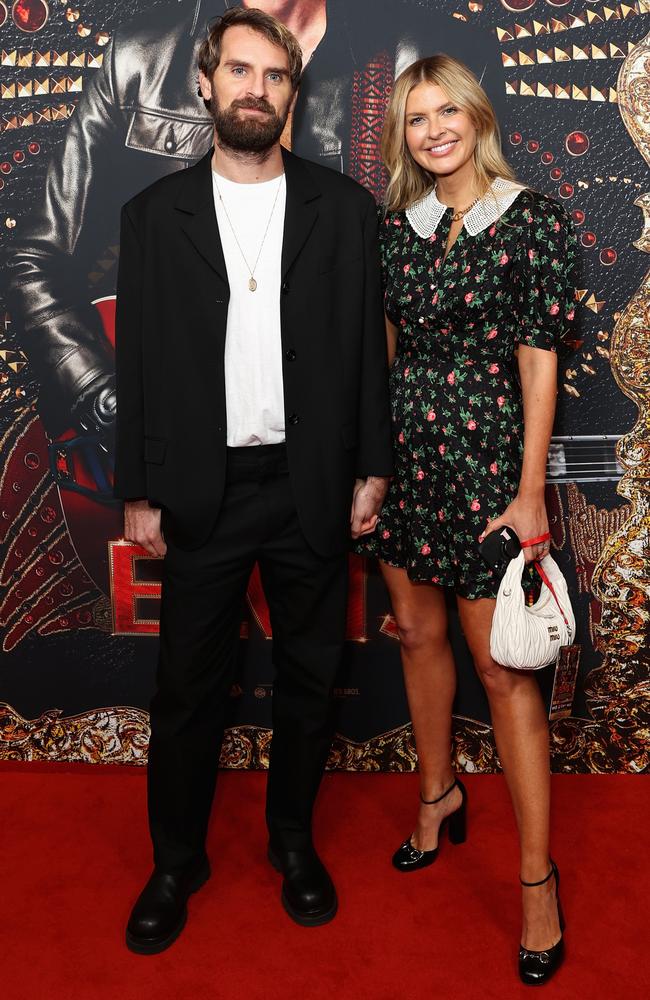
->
[518, 859, 565, 986]
[392, 778, 468, 873]
[419, 778, 460, 806]
[519, 861, 556, 889]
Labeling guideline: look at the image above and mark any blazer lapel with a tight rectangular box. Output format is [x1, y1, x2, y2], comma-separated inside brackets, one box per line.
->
[281, 148, 321, 280]
[174, 148, 320, 282]
[175, 149, 228, 283]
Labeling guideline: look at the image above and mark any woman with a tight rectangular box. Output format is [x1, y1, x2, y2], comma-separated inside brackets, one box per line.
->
[364, 55, 577, 985]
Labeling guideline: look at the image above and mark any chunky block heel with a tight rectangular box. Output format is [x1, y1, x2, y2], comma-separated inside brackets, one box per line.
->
[447, 782, 467, 844]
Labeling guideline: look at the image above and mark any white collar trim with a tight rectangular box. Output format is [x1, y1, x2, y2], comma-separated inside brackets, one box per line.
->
[406, 177, 527, 238]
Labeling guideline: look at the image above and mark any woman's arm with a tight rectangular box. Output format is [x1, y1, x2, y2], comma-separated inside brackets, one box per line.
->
[481, 344, 557, 563]
[386, 313, 398, 365]
[517, 344, 557, 501]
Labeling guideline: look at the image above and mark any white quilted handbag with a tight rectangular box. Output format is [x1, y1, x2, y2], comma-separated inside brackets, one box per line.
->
[490, 551, 576, 670]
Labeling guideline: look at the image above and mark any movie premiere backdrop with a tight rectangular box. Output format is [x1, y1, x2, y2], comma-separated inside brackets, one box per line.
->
[0, 0, 648, 772]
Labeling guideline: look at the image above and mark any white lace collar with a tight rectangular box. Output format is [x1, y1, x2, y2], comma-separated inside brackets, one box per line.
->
[406, 177, 527, 238]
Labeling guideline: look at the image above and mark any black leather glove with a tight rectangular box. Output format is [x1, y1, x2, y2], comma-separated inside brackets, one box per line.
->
[71, 374, 117, 453]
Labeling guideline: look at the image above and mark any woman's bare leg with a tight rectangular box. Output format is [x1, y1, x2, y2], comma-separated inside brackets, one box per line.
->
[458, 595, 561, 950]
[381, 563, 462, 849]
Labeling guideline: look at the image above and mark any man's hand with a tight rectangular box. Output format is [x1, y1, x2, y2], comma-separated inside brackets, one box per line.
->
[350, 476, 390, 539]
[124, 500, 167, 557]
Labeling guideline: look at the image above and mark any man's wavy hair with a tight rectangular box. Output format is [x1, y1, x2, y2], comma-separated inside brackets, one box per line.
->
[198, 5, 303, 105]
[382, 54, 516, 211]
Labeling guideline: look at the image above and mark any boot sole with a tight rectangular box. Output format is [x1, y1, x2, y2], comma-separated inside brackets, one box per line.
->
[268, 848, 338, 927]
[125, 862, 210, 955]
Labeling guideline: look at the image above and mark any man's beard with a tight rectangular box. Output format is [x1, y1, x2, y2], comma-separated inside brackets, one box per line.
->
[211, 97, 289, 155]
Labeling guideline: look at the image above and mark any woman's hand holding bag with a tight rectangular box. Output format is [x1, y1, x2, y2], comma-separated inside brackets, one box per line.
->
[490, 549, 576, 671]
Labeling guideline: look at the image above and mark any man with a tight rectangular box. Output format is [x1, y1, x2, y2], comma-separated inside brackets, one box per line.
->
[5, 0, 504, 441]
[115, 7, 392, 953]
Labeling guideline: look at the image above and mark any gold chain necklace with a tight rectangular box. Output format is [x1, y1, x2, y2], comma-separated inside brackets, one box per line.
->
[450, 196, 480, 222]
[213, 173, 284, 292]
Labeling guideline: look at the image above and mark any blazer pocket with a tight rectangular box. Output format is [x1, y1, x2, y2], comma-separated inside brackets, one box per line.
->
[341, 423, 357, 450]
[144, 437, 167, 465]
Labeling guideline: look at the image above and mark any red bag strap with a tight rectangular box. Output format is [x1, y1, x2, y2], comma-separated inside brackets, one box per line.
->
[534, 558, 569, 626]
[520, 531, 551, 548]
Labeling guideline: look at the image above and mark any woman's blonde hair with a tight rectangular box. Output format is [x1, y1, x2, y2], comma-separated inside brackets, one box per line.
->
[382, 54, 516, 211]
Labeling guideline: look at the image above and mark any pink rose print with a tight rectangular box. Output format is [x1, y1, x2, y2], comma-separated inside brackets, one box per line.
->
[434, 258, 441, 268]
[490, 462, 498, 474]
[488, 363, 500, 374]
[467, 419, 477, 430]
[549, 303, 560, 315]
[403, 264, 410, 274]
[438, 444, 446, 455]
[464, 292, 473, 303]
[404, 368, 410, 377]
[437, 509, 445, 521]
[487, 329, 498, 339]
[499, 253, 509, 265]
[489, 225, 496, 237]
[399, 499, 405, 509]
[553, 221, 560, 231]
[426, 410, 436, 421]
[497, 396, 505, 408]
[470, 499, 481, 511]
[382, 530, 391, 540]
[416, 470, 425, 480]
[421, 543, 431, 556]
[528, 249, 536, 261]
[464, 265, 471, 274]
[432, 292, 439, 305]
[447, 371, 456, 385]
[398, 431, 405, 444]
[567, 309, 575, 320]
[393, 218, 401, 226]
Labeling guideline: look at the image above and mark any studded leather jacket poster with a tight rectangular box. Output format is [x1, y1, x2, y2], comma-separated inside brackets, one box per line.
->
[0, 0, 648, 772]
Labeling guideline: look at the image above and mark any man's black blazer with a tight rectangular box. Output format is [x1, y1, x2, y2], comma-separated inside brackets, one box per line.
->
[113, 148, 393, 554]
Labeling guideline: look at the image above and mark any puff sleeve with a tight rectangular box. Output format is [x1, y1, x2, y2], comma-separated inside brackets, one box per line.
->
[512, 194, 579, 352]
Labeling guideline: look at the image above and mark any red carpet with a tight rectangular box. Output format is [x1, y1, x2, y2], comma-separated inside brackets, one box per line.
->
[2, 765, 647, 1000]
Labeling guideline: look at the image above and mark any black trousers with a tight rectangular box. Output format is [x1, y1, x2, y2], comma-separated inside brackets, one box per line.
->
[148, 444, 349, 873]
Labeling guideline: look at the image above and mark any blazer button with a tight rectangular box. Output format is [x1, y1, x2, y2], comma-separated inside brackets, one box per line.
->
[288, 413, 299, 425]
[285, 348, 296, 362]
[281, 281, 290, 295]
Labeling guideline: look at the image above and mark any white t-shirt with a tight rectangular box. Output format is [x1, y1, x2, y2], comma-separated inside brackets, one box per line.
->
[212, 170, 287, 447]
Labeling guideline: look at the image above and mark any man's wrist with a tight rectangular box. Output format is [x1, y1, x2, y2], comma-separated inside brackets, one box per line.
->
[364, 475, 390, 497]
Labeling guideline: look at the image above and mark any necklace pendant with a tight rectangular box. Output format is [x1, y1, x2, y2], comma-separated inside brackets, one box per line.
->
[248, 277, 257, 292]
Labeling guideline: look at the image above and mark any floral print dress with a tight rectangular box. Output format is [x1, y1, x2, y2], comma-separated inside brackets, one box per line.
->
[362, 182, 578, 599]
